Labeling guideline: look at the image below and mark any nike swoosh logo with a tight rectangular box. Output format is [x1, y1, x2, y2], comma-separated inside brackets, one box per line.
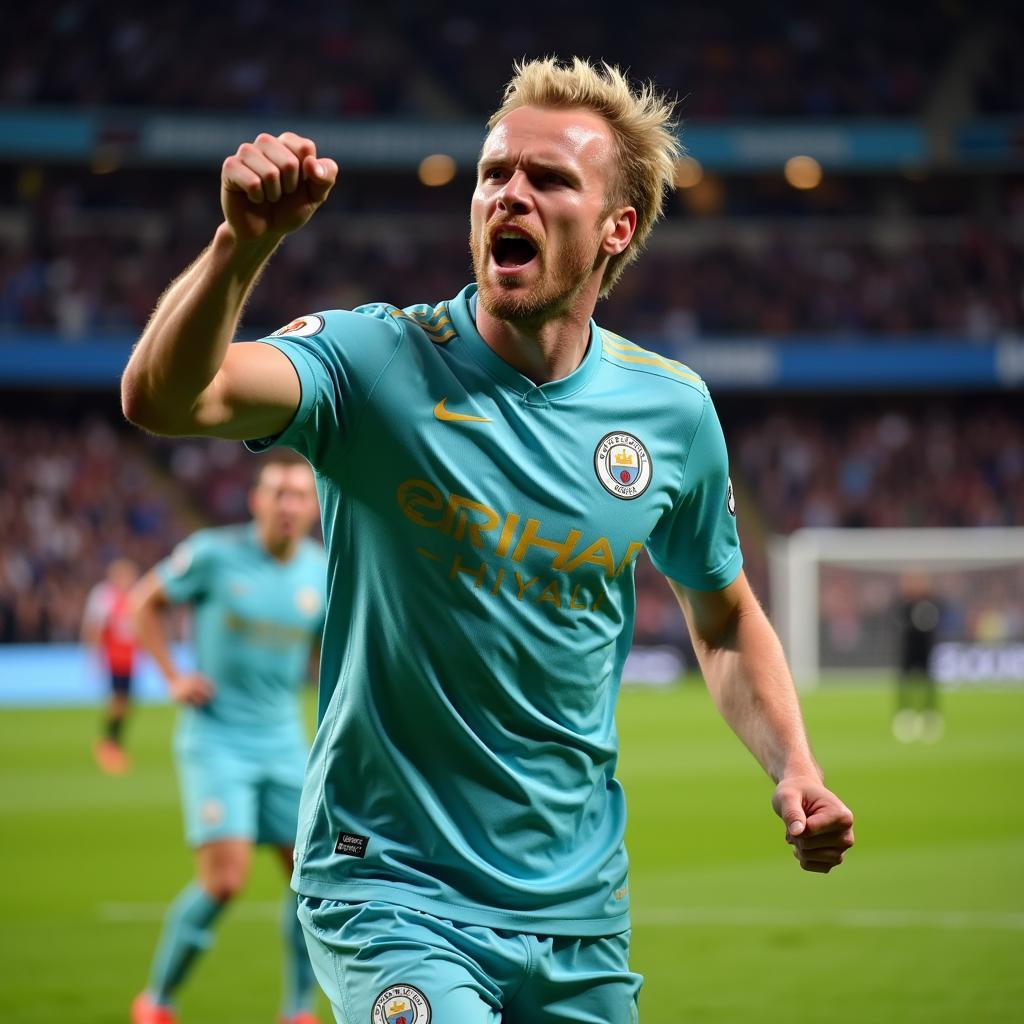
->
[434, 399, 491, 424]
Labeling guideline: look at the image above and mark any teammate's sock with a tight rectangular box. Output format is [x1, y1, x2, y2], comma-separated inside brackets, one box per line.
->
[280, 891, 317, 1017]
[148, 883, 227, 1006]
[105, 716, 124, 745]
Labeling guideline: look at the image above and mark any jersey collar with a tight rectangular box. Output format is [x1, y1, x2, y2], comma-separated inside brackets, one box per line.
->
[448, 284, 602, 403]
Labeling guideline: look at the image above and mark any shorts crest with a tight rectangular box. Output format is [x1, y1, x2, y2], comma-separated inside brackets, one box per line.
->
[371, 984, 431, 1024]
[199, 799, 224, 825]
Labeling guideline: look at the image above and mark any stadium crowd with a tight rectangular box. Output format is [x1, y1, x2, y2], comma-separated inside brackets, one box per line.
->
[974, 22, 1024, 115]
[3, 402, 1020, 647]
[1, 5, 1019, 651]
[731, 403, 1024, 532]
[2, 198, 1022, 342]
[3, 1, 968, 118]
[0, 417, 193, 643]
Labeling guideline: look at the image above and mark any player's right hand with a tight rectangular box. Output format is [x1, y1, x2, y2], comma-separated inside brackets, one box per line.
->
[168, 672, 216, 707]
[221, 132, 338, 244]
[773, 775, 855, 873]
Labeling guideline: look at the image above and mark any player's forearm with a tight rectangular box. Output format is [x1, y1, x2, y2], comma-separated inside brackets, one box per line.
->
[694, 605, 821, 785]
[132, 601, 181, 685]
[121, 223, 280, 434]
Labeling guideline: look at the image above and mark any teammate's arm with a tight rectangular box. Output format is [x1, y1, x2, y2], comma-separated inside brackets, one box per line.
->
[130, 570, 215, 707]
[121, 132, 339, 440]
[80, 586, 104, 648]
[669, 570, 855, 873]
[307, 636, 322, 689]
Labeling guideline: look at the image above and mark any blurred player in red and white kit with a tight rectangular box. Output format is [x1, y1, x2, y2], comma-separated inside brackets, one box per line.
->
[81, 558, 140, 774]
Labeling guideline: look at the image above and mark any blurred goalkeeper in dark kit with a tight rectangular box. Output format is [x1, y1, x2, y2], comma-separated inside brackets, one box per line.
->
[892, 572, 943, 742]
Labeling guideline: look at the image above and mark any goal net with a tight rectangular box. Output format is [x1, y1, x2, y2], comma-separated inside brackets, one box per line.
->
[768, 528, 1024, 688]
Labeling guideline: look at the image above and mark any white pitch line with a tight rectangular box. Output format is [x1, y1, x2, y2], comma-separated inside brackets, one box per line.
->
[98, 903, 1024, 931]
[99, 901, 280, 922]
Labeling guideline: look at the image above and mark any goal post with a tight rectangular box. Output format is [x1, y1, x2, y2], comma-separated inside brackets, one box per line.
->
[768, 528, 1024, 688]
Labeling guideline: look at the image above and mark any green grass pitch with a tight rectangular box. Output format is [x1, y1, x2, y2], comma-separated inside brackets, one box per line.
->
[1, 680, 1022, 1023]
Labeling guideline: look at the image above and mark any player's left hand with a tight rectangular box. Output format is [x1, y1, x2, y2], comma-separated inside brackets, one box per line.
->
[168, 671, 215, 707]
[772, 775, 854, 873]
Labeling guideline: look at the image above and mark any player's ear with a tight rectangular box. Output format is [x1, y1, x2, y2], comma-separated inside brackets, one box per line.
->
[601, 206, 636, 257]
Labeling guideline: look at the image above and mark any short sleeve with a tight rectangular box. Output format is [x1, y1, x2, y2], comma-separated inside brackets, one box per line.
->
[156, 531, 217, 605]
[244, 305, 406, 466]
[646, 395, 743, 591]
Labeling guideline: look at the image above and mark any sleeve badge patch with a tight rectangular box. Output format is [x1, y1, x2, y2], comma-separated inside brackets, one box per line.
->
[169, 543, 193, 576]
[272, 314, 325, 338]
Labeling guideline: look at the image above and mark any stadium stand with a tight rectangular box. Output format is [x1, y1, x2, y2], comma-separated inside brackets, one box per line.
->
[0, 5, 1020, 657]
[2, 399, 1020, 646]
[2, 171, 1022, 340]
[0, 414, 195, 643]
[2, 1, 967, 117]
[731, 400, 1024, 532]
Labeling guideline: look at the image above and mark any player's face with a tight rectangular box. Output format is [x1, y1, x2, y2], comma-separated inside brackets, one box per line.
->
[250, 464, 319, 544]
[470, 105, 627, 322]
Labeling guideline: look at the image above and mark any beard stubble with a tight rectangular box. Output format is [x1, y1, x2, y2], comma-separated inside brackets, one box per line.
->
[470, 222, 604, 324]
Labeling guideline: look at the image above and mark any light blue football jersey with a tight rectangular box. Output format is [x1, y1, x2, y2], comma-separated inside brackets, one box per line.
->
[157, 524, 327, 748]
[249, 284, 742, 935]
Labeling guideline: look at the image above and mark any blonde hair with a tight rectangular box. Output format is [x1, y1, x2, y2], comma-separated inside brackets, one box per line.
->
[487, 57, 681, 296]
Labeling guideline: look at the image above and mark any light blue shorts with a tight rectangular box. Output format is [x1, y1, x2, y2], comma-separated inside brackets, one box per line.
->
[297, 897, 642, 1024]
[174, 737, 306, 848]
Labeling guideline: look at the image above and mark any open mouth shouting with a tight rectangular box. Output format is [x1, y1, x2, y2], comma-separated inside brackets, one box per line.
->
[489, 225, 540, 275]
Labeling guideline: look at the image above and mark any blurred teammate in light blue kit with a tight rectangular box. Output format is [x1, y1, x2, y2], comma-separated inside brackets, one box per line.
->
[123, 58, 855, 1023]
[130, 451, 326, 1024]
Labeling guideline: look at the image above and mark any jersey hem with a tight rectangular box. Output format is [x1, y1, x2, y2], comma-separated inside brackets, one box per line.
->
[291, 875, 631, 937]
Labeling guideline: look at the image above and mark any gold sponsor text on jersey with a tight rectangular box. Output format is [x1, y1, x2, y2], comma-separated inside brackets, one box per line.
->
[398, 479, 643, 578]
[397, 479, 644, 613]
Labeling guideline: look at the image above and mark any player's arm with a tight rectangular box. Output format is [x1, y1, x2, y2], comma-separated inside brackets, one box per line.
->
[307, 635, 322, 689]
[79, 587, 103, 648]
[121, 132, 339, 440]
[130, 570, 214, 706]
[669, 570, 855, 873]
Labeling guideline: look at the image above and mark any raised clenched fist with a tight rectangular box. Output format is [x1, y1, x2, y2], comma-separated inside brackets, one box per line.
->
[220, 131, 338, 243]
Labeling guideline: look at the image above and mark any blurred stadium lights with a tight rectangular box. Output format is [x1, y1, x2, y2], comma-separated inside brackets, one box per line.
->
[673, 156, 704, 189]
[417, 153, 457, 187]
[784, 155, 823, 189]
[680, 174, 725, 215]
[0, 111, 947, 172]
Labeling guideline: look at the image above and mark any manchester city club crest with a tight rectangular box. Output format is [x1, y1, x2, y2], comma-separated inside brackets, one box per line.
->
[371, 985, 431, 1024]
[594, 432, 653, 500]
